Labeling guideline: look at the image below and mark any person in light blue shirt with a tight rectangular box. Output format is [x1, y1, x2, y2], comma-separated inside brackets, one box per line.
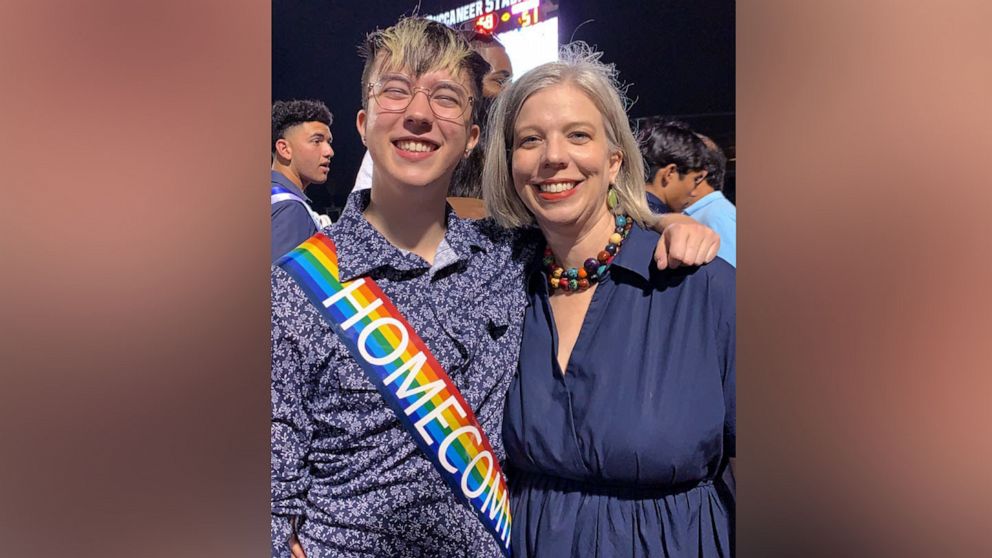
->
[684, 131, 735, 265]
[641, 120, 736, 266]
[683, 188, 735, 266]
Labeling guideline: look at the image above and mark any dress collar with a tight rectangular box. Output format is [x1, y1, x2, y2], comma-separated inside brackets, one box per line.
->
[601, 222, 656, 282]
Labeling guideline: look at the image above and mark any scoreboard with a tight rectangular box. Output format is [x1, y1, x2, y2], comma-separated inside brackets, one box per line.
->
[427, 0, 547, 34]
[425, 0, 560, 77]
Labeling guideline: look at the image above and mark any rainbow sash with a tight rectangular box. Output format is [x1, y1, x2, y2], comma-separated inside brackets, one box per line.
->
[276, 233, 512, 556]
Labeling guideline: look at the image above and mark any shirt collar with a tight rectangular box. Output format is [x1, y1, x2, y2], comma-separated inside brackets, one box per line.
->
[607, 223, 657, 281]
[683, 190, 726, 216]
[646, 191, 671, 214]
[329, 189, 490, 282]
[270, 170, 311, 203]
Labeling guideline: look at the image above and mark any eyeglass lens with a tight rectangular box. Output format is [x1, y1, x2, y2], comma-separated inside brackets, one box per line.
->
[372, 75, 470, 119]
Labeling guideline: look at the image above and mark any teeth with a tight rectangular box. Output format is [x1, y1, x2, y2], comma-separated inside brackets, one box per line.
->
[396, 140, 438, 153]
[538, 182, 576, 193]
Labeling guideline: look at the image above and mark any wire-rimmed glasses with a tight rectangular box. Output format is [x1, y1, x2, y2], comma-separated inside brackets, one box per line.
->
[368, 74, 474, 121]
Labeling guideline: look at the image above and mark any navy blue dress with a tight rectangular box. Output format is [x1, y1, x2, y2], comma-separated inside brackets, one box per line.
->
[503, 224, 736, 557]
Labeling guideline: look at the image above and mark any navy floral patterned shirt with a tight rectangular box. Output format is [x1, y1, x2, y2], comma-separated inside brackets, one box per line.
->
[271, 190, 536, 558]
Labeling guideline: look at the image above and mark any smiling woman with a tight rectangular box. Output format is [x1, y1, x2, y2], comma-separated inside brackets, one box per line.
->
[483, 43, 736, 557]
[509, 84, 623, 238]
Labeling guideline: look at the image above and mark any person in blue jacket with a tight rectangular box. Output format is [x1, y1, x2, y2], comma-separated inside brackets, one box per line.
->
[271, 99, 334, 262]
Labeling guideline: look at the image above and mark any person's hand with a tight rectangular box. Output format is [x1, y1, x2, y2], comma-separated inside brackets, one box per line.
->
[651, 214, 720, 269]
[290, 535, 307, 558]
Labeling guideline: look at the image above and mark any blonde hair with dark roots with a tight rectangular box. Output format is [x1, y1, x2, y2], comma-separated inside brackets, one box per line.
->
[482, 42, 656, 229]
[358, 17, 489, 122]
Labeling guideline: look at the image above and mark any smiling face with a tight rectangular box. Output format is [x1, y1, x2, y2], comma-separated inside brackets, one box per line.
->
[510, 83, 621, 233]
[357, 63, 480, 193]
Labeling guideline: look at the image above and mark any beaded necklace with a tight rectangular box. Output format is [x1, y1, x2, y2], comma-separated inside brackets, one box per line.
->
[544, 214, 633, 293]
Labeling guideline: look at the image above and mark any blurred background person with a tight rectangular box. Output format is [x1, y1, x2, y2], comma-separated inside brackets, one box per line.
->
[271, 99, 335, 262]
[641, 119, 736, 266]
[447, 29, 514, 218]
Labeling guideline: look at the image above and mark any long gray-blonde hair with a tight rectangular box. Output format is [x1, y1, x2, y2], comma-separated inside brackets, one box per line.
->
[482, 42, 654, 229]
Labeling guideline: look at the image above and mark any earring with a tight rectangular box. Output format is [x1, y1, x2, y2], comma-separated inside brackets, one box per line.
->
[607, 184, 619, 211]
[361, 136, 367, 146]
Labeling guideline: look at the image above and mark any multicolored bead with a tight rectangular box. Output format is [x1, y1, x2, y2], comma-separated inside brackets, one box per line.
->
[543, 214, 632, 294]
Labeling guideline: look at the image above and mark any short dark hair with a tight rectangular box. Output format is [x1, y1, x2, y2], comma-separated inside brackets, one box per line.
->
[272, 99, 332, 153]
[696, 132, 727, 191]
[638, 119, 707, 182]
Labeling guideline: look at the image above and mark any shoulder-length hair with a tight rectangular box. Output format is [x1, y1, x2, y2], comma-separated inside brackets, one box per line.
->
[483, 42, 655, 229]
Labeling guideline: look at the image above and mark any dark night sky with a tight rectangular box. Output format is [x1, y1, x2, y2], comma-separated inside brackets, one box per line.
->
[273, 0, 734, 214]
